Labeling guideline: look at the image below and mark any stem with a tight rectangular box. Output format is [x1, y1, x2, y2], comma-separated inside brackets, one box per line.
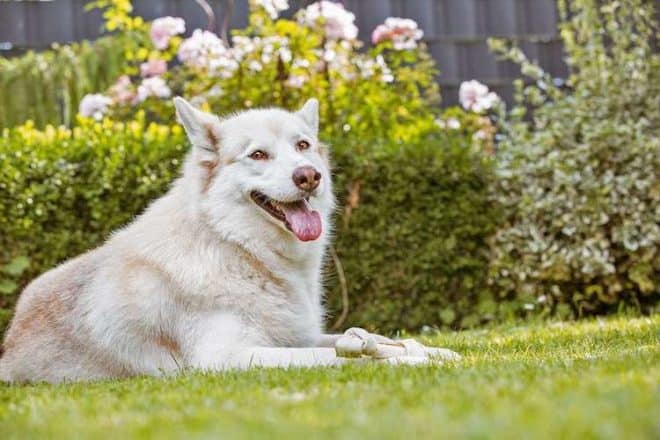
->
[330, 246, 350, 331]
[194, 0, 217, 33]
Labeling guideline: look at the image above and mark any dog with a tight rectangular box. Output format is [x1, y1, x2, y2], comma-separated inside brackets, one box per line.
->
[0, 98, 459, 383]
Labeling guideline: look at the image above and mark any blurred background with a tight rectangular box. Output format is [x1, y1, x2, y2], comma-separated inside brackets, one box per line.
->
[0, 0, 658, 337]
[0, 0, 568, 106]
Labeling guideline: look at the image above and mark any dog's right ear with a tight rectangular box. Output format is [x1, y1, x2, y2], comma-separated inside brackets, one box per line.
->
[173, 97, 221, 153]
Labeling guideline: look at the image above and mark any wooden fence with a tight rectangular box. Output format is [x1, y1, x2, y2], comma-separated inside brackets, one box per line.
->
[0, 0, 568, 105]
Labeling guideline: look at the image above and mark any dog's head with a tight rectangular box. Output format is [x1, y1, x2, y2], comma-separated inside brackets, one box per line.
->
[174, 97, 334, 245]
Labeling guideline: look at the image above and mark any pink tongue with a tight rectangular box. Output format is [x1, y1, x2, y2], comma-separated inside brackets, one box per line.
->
[282, 201, 322, 242]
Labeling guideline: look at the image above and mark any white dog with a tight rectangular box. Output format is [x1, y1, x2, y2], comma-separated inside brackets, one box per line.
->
[0, 98, 459, 383]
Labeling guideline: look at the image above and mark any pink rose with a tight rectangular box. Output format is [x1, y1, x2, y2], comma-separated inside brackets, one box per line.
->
[140, 59, 168, 77]
[371, 17, 423, 50]
[108, 75, 136, 105]
[150, 16, 186, 50]
[135, 76, 172, 103]
[371, 24, 390, 45]
[459, 80, 500, 113]
[299, 1, 358, 40]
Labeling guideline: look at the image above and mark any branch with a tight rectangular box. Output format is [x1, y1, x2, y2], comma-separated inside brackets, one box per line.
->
[220, 0, 235, 44]
[194, 0, 216, 32]
[330, 246, 350, 331]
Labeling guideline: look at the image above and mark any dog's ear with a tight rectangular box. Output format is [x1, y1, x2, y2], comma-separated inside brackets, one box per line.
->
[173, 97, 221, 153]
[296, 98, 319, 137]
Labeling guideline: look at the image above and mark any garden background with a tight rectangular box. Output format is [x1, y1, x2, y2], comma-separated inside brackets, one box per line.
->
[0, 0, 658, 338]
[0, 1, 658, 438]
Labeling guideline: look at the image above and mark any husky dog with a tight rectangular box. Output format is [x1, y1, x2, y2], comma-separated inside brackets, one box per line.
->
[0, 98, 458, 383]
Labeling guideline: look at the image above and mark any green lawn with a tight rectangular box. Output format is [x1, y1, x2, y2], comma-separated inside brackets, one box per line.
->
[1, 316, 658, 439]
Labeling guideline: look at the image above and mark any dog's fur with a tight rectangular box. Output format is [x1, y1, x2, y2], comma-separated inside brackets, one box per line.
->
[0, 98, 451, 384]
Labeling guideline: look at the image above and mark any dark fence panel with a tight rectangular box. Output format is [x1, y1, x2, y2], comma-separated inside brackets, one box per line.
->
[0, 0, 568, 106]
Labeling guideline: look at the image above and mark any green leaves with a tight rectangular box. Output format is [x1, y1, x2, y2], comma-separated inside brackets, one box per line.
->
[489, 0, 660, 317]
[0, 119, 185, 330]
[2, 256, 29, 277]
[329, 134, 501, 332]
[0, 256, 30, 296]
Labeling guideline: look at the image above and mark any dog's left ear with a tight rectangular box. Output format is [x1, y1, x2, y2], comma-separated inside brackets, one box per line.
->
[296, 98, 319, 137]
[173, 97, 221, 153]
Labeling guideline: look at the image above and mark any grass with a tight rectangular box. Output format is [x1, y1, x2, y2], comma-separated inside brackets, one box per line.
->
[0, 315, 658, 439]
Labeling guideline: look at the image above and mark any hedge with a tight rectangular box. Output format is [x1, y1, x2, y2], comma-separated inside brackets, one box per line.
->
[0, 117, 499, 337]
[328, 140, 500, 332]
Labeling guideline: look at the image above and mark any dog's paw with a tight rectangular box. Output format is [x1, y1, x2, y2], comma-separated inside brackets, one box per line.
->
[335, 328, 461, 362]
[335, 327, 378, 358]
[424, 346, 462, 361]
[380, 355, 430, 366]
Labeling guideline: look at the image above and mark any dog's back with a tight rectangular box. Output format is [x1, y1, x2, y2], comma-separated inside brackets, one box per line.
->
[0, 250, 133, 383]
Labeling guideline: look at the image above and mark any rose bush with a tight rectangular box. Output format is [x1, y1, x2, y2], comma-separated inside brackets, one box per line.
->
[82, 0, 444, 144]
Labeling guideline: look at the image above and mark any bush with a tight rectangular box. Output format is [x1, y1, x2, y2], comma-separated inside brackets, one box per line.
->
[0, 36, 129, 130]
[487, 0, 660, 317]
[0, 116, 187, 336]
[329, 137, 501, 332]
[0, 118, 499, 337]
[81, 0, 440, 143]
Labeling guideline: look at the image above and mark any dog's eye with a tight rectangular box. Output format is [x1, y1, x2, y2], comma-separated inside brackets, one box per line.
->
[296, 140, 311, 151]
[249, 150, 269, 160]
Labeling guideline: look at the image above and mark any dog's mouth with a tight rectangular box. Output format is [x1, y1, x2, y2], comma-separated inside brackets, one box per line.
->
[250, 191, 322, 242]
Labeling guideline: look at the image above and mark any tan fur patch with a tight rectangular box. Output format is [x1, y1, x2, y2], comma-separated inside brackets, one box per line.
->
[155, 332, 180, 355]
[204, 123, 221, 151]
[239, 247, 286, 289]
[3, 285, 75, 353]
[200, 159, 220, 193]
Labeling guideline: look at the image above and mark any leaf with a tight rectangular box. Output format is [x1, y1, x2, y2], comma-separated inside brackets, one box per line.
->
[0, 279, 18, 295]
[2, 256, 30, 277]
[439, 308, 456, 324]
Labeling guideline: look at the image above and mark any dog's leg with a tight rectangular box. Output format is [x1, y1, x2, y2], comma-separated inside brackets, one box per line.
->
[213, 347, 348, 369]
[192, 346, 437, 371]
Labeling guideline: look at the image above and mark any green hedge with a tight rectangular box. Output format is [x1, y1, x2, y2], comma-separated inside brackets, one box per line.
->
[329, 140, 500, 332]
[0, 118, 499, 337]
[0, 118, 187, 336]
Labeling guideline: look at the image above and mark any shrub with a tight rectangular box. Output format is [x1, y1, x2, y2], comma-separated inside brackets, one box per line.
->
[329, 136, 501, 332]
[0, 116, 187, 336]
[0, 117, 498, 338]
[487, 0, 660, 317]
[0, 36, 129, 130]
[83, 0, 440, 143]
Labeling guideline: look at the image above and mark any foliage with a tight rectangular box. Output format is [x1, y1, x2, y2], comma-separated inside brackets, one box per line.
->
[329, 135, 501, 332]
[0, 117, 187, 335]
[0, 117, 498, 337]
[86, 1, 440, 143]
[487, 0, 660, 317]
[0, 37, 129, 130]
[1, 316, 658, 439]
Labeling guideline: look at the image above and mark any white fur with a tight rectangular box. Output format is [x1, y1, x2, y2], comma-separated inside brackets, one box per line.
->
[0, 98, 457, 383]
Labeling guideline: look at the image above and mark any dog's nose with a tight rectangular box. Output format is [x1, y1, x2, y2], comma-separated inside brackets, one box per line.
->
[292, 166, 321, 191]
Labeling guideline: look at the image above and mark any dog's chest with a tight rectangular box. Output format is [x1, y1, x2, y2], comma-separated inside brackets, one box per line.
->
[188, 252, 323, 347]
[248, 276, 322, 347]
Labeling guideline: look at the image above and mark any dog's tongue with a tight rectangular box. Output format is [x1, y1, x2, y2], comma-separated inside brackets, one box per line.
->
[282, 200, 322, 242]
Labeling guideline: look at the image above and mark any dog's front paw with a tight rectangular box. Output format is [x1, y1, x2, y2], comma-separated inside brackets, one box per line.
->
[398, 339, 461, 361]
[381, 355, 430, 366]
[335, 328, 461, 362]
[335, 327, 378, 358]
